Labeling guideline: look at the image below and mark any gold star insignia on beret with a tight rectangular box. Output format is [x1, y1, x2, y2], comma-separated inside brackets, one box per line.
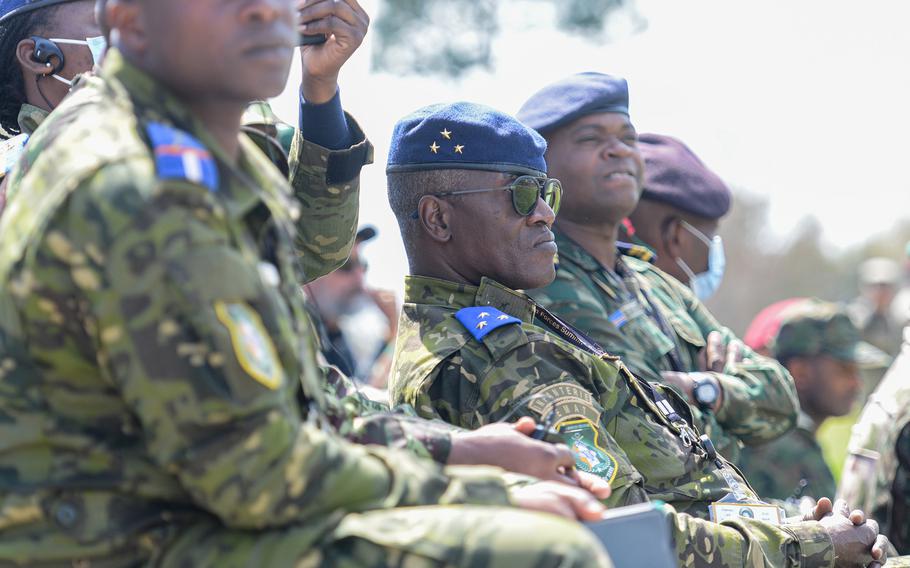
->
[454, 144, 465, 154]
[441, 129, 452, 140]
[430, 141, 440, 154]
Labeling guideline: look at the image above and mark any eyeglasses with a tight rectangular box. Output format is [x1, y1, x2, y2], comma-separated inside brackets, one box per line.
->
[415, 175, 563, 218]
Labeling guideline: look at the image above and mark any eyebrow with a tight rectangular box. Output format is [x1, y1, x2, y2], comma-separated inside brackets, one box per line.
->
[570, 121, 637, 137]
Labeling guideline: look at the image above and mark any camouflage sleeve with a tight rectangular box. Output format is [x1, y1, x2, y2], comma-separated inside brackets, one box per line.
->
[322, 363, 457, 463]
[682, 290, 799, 444]
[287, 112, 373, 283]
[66, 169, 507, 530]
[664, 503, 835, 568]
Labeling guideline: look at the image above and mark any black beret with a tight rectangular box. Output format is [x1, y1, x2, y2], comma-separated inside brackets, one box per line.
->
[639, 133, 731, 220]
[517, 72, 629, 136]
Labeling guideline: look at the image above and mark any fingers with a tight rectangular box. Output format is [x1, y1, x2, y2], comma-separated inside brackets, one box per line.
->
[850, 508, 866, 526]
[575, 471, 612, 500]
[553, 484, 608, 521]
[871, 535, 890, 561]
[512, 416, 537, 436]
[300, 0, 368, 31]
[706, 331, 725, 372]
[834, 498, 851, 518]
[725, 339, 744, 367]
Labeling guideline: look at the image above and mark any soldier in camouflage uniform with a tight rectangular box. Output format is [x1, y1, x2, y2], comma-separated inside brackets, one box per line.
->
[0, 0, 619, 565]
[514, 73, 799, 464]
[841, 326, 910, 554]
[387, 100, 893, 567]
[739, 299, 890, 503]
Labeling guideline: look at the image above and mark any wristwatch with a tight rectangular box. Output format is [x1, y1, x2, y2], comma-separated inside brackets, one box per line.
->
[692, 374, 720, 411]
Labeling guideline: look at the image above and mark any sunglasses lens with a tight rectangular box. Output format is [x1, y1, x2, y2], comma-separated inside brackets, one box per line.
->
[509, 177, 540, 215]
[544, 179, 562, 215]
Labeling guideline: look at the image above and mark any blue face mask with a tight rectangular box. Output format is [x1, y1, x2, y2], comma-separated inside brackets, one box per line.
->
[675, 220, 726, 301]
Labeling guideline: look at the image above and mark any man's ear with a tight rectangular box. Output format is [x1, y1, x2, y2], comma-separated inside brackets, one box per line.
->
[16, 38, 55, 78]
[107, 0, 146, 55]
[786, 357, 812, 388]
[662, 216, 685, 259]
[417, 196, 453, 243]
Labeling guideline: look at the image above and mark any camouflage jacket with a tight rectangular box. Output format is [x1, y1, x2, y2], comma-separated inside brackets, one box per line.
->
[739, 413, 836, 503]
[3, 88, 368, 283]
[840, 326, 910, 553]
[527, 231, 799, 462]
[0, 49, 509, 565]
[390, 275, 834, 568]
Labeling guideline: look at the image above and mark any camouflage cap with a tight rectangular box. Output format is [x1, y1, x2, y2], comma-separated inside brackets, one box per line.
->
[766, 299, 891, 368]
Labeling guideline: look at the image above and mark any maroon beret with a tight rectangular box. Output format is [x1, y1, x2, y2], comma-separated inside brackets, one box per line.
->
[639, 133, 731, 220]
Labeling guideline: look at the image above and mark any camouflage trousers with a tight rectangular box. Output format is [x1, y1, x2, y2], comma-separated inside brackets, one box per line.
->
[153, 506, 613, 568]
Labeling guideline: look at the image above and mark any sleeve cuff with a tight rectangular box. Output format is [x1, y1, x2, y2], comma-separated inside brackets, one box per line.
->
[782, 521, 836, 568]
[713, 372, 751, 423]
[299, 88, 353, 150]
[439, 465, 512, 507]
[289, 111, 374, 188]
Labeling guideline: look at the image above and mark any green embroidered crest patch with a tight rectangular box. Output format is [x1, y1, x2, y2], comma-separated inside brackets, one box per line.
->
[215, 301, 284, 390]
[558, 418, 618, 483]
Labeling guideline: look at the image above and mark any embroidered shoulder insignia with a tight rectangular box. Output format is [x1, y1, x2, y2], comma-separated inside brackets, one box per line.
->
[145, 122, 219, 192]
[558, 418, 619, 483]
[214, 301, 284, 390]
[1, 133, 29, 176]
[617, 240, 657, 264]
[455, 306, 520, 342]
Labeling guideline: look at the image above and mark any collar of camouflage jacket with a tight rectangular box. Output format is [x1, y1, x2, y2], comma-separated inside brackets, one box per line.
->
[100, 48, 292, 222]
[16, 104, 48, 136]
[404, 275, 536, 323]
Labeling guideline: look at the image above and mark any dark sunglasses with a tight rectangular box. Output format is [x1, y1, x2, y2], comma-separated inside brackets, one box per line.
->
[413, 176, 563, 218]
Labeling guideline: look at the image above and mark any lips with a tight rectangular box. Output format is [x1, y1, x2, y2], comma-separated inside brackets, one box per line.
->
[604, 170, 637, 180]
[534, 230, 557, 249]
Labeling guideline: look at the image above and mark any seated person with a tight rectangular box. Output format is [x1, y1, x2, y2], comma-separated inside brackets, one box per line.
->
[386, 101, 890, 568]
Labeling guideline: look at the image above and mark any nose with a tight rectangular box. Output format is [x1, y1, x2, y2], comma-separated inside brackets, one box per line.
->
[240, 0, 294, 24]
[601, 139, 635, 160]
[527, 195, 556, 228]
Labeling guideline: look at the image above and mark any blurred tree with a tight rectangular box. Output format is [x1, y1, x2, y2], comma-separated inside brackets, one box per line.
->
[372, 0, 636, 77]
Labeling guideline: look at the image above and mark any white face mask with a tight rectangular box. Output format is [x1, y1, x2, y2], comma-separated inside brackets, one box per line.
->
[47, 36, 108, 86]
[675, 220, 726, 301]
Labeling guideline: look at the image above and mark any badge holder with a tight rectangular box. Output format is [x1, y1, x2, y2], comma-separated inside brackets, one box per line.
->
[709, 493, 784, 525]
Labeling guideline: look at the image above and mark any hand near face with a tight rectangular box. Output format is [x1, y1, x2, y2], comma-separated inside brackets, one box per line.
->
[298, 0, 369, 103]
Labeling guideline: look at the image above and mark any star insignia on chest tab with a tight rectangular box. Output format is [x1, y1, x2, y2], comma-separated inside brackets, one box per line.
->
[478, 312, 490, 319]
[497, 314, 510, 320]
[429, 141, 440, 154]
[477, 321, 489, 330]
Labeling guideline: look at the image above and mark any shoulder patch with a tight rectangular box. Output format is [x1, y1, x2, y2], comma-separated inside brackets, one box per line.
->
[145, 122, 219, 192]
[1, 134, 29, 176]
[617, 240, 657, 264]
[455, 306, 521, 342]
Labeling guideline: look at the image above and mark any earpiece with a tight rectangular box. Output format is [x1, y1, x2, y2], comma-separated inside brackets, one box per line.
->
[30, 36, 65, 74]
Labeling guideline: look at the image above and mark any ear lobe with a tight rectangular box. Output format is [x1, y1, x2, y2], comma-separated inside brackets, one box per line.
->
[417, 196, 453, 243]
[15, 39, 52, 76]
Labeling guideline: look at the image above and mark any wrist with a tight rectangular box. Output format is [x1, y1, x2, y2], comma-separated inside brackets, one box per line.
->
[692, 373, 723, 412]
[300, 73, 340, 105]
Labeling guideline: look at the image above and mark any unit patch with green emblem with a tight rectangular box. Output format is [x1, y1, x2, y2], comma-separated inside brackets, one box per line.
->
[558, 418, 618, 483]
[214, 301, 284, 390]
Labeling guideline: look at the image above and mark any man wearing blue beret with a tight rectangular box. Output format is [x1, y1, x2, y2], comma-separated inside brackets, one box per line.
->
[627, 133, 732, 300]
[387, 101, 891, 568]
[518, 73, 799, 466]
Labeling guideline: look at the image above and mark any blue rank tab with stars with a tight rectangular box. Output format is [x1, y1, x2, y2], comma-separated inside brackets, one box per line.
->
[146, 122, 219, 192]
[455, 306, 521, 342]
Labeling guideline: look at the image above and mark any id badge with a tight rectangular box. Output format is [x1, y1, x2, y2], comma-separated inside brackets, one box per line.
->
[709, 501, 783, 525]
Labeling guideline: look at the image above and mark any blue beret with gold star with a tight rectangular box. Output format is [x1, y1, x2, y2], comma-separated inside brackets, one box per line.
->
[386, 102, 548, 177]
[517, 72, 629, 136]
[0, 0, 77, 25]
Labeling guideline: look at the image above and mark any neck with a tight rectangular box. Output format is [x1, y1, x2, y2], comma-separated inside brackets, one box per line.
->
[557, 218, 620, 268]
[410, 254, 477, 287]
[185, 99, 245, 162]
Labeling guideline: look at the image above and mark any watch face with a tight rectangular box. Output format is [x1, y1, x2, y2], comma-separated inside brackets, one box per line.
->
[695, 382, 718, 404]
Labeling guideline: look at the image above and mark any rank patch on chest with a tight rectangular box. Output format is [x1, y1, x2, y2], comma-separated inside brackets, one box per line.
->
[558, 418, 618, 483]
[214, 301, 284, 390]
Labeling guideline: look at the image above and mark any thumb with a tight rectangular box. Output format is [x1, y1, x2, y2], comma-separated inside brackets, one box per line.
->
[513, 416, 538, 436]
